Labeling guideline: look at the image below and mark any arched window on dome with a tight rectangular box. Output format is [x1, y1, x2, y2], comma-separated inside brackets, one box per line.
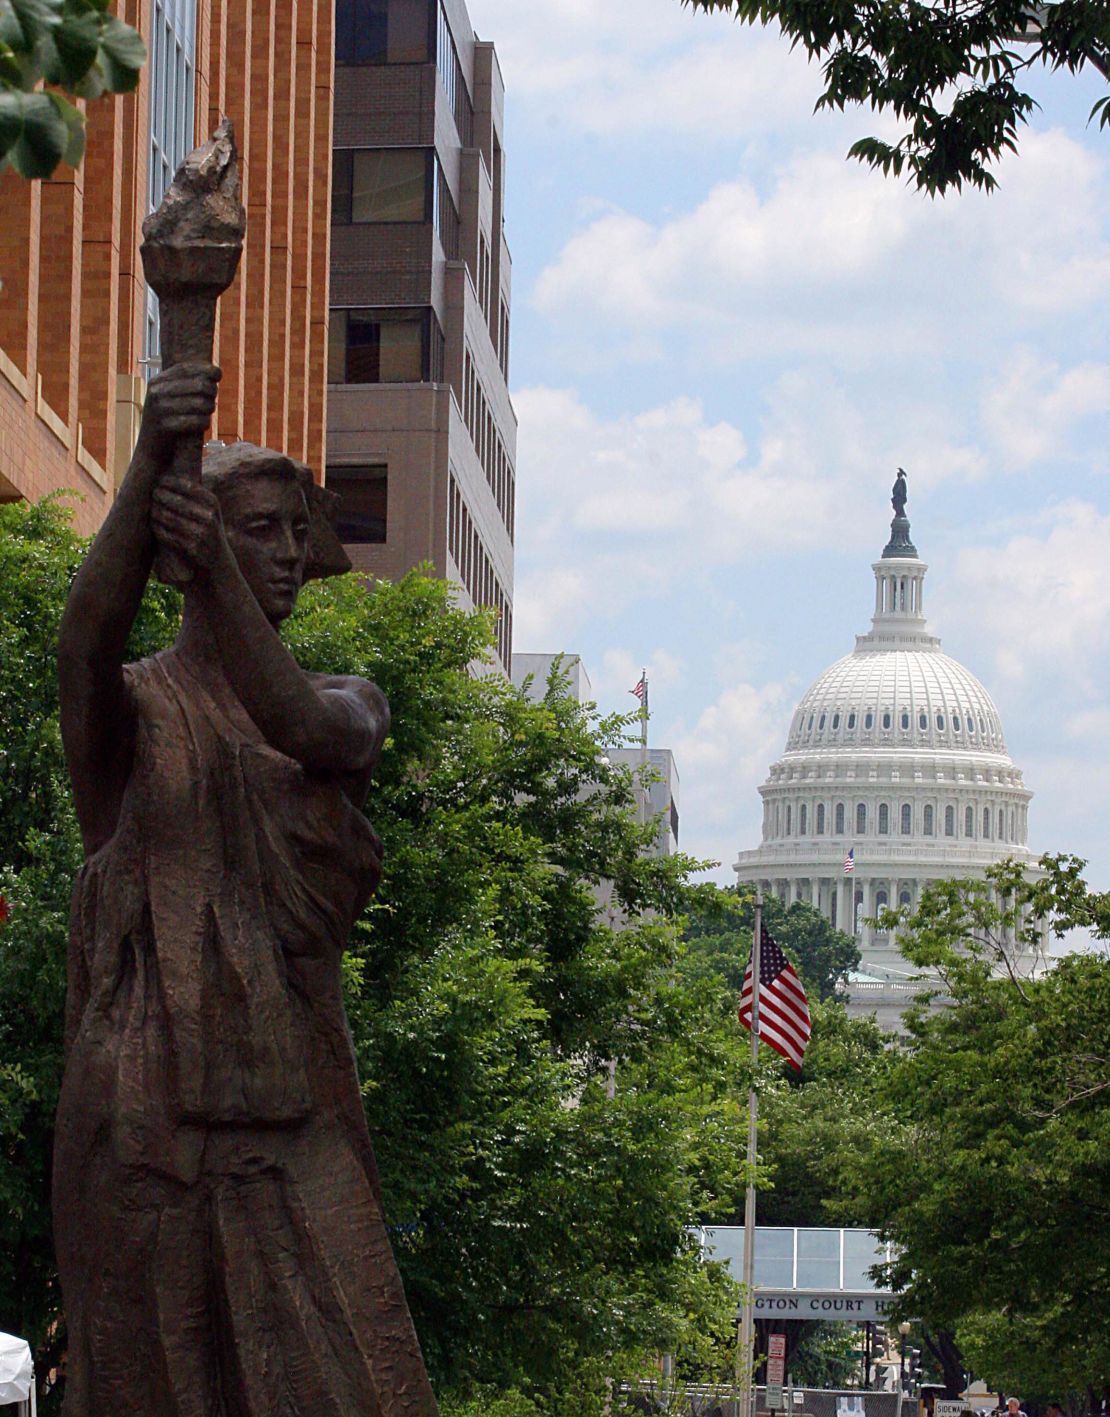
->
[899, 888, 912, 909]
[919, 712, 928, 730]
[875, 887, 889, 911]
[786, 805, 792, 836]
[965, 805, 974, 837]
[882, 711, 892, 729]
[864, 711, 874, 729]
[945, 805, 955, 836]
[953, 715, 961, 732]
[900, 803, 912, 834]
[856, 802, 866, 834]
[816, 803, 825, 834]
[878, 803, 889, 834]
[923, 804, 934, 836]
[800, 804, 808, 835]
[847, 712, 857, 729]
[900, 710, 910, 730]
[832, 712, 840, 729]
[835, 802, 845, 835]
[1010, 808, 1016, 841]
[967, 717, 975, 736]
[807, 715, 814, 732]
[983, 807, 991, 838]
[978, 715, 986, 734]
[998, 808, 1005, 840]
[818, 713, 826, 731]
[936, 713, 945, 730]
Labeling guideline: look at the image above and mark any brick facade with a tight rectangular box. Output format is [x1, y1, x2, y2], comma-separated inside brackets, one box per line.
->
[0, 0, 335, 537]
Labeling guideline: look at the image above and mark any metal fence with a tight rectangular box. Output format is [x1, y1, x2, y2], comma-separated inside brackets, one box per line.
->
[622, 1384, 909, 1417]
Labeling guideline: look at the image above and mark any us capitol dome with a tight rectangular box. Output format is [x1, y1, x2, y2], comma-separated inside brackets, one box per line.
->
[734, 473, 1046, 1021]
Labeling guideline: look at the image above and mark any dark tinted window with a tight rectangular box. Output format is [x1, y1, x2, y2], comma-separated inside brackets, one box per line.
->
[326, 464, 387, 543]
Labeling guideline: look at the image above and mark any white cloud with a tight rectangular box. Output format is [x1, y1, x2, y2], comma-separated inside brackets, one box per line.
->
[982, 350, 1110, 470]
[666, 678, 796, 878]
[531, 129, 1110, 366]
[467, 0, 825, 141]
[938, 501, 1110, 692]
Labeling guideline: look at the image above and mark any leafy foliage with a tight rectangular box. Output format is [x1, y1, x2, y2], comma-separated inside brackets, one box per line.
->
[682, 0, 1110, 193]
[851, 858, 1110, 1399]
[0, 501, 746, 1413]
[0, 0, 145, 178]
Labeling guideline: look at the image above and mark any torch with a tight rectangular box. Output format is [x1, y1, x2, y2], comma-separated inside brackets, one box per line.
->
[140, 118, 246, 586]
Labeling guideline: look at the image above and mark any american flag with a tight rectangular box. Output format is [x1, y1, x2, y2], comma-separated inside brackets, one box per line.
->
[629, 674, 646, 701]
[738, 927, 812, 1071]
[844, 847, 855, 874]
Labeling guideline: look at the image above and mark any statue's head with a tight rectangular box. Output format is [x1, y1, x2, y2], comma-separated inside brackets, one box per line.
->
[201, 442, 350, 624]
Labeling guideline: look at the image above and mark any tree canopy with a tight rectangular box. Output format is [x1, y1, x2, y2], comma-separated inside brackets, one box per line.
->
[850, 859, 1110, 1401]
[683, 0, 1110, 193]
[0, 0, 144, 178]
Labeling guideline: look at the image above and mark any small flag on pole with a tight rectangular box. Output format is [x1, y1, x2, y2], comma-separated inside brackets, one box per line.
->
[738, 927, 812, 1071]
[844, 847, 855, 875]
[629, 674, 646, 701]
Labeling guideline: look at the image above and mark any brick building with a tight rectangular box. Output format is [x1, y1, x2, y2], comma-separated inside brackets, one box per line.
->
[0, 0, 336, 537]
[326, 0, 517, 671]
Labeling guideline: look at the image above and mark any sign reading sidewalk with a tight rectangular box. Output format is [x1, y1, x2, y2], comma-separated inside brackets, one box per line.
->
[935, 1401, 968, 1417]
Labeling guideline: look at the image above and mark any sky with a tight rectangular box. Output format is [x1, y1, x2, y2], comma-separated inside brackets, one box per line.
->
[465, 0, 1110, 888]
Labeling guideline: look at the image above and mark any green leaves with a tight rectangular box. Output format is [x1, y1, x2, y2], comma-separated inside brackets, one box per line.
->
[0, 0, 144, 179]
[682, 0, 1110, 194]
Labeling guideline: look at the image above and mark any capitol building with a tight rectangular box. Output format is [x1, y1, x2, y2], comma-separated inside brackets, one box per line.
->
[734, 480, 1046, 1022]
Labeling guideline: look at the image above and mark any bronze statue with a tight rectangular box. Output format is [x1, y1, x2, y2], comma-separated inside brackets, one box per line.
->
[53, 129, 439, 1417]
[892, 466, 908, 518]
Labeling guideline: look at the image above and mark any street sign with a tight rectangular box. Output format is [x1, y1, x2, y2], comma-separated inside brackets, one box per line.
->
[766, 1334, 786, 1409]
[935, 1401, 967, 1417]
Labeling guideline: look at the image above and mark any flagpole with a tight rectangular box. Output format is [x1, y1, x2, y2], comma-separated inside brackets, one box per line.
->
[639, 668, 648, 826]
[737, 890, 762, 1417]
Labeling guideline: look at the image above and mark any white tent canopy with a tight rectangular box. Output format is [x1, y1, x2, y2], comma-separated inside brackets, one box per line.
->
[0, 1332, 33, 1405]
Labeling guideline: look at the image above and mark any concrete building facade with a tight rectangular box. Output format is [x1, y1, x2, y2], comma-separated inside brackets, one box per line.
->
[327, 0, 516, 672]
[0, 0, 336, 536]
[733, 492, 1045, 1023]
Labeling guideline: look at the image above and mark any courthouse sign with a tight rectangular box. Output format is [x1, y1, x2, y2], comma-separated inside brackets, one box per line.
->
[754, 1291, 898, 1323]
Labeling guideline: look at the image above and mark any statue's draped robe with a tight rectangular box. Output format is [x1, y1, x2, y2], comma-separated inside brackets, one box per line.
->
[54, 649, 438, 1417]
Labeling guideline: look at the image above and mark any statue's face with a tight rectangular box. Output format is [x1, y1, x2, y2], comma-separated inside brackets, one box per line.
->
[219, 474, 310, 624]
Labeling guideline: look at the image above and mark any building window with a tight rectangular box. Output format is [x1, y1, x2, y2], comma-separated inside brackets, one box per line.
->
[332, 147, 430, 224]
[945, 805, 955, 837]
[983, 807, 991, 839]
[965, 805, 974, 837]
[146, 0, 197, 369]
[847, 712, 856, 729]
[856, 802, 866, 834]
[336, 0, 431, 64]
[835, 802, 845, 835]
[818, 713, 826, 731]
[882, 711, 891, 729]
[900, 803, 912, 834]
[328, 307, 441, 384]
[325, 464, 387, 543]
[434, 157, 461, 258]
[816, 803, 825, 834]
[875, 888, 889, 911]
[953, 715, 962, 731]
[878, 803, 889, 834]
[786, 805, 792, 835]
[923, 804, 934, 836]
[937, 713, 945, 730]
[900, 710, 910, 730]
[864, 711, 874, 729]
[998, 808, 1005, 840]
[899, 889, 912, 908]
[919, 712, 927, 730]
[436, 2, 473, 145]
[799, 804, 808, 835]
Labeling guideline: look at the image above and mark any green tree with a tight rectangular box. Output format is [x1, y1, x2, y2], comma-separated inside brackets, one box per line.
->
[0, 0, 145, 179]
[682, 0, 1110, 193]
[684, 887, 860, 1002]
[0, 499, 747, 1413]
[851, 858, 1110, 1403]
